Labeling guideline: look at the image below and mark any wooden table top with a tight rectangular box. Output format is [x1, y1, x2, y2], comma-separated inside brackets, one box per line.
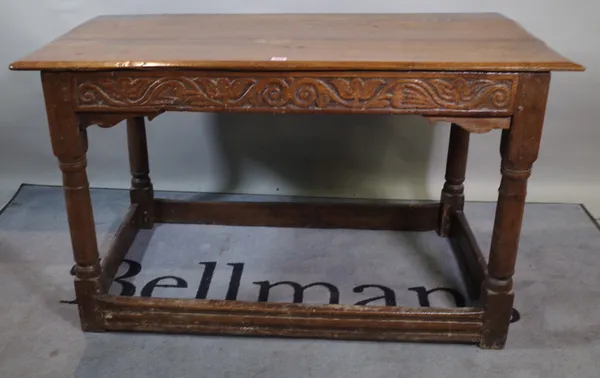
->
[10, 13, 583, 72]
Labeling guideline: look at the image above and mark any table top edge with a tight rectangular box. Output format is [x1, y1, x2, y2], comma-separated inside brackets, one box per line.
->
[8, 60, 586, 72]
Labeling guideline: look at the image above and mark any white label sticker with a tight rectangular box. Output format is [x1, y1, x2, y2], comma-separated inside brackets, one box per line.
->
[270, 56, 288, 61]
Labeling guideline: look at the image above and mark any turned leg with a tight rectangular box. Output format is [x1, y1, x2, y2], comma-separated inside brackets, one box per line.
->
[127, 116, 154, 229]
[480, 73, 551, 349]
[42, 72, 105, 331]
[439, 123, 470, 237]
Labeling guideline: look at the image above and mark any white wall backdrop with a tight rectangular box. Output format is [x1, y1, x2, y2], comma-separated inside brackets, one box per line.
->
[1, 1, 598, 215]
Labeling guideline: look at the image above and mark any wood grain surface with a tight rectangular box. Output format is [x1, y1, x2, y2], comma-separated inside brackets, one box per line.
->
[10, 13, 583, 72]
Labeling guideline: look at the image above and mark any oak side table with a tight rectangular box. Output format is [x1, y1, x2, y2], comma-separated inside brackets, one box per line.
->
[10, 13, 583, 349]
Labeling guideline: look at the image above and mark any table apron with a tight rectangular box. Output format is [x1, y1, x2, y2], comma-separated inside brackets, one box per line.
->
[71, 71, 519, 116]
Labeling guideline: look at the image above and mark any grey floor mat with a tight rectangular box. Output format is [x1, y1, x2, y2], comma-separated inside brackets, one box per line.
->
[1, 185, 599, 377]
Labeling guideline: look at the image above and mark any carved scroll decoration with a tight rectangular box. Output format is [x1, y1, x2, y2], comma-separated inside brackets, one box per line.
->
[75, 74, 516, 114]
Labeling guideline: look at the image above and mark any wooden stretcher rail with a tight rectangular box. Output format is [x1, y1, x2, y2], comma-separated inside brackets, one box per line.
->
[100, 295, 484, 321]
[104, 322, 482, 343]
[153, 198, 441, 231]
[99, 296, 483, 342]
[100, 204, 140, 289]
[449, 210, 488, 300]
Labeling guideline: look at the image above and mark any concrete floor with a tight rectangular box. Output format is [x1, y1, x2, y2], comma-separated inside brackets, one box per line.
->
[1, 185, 600, 377]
